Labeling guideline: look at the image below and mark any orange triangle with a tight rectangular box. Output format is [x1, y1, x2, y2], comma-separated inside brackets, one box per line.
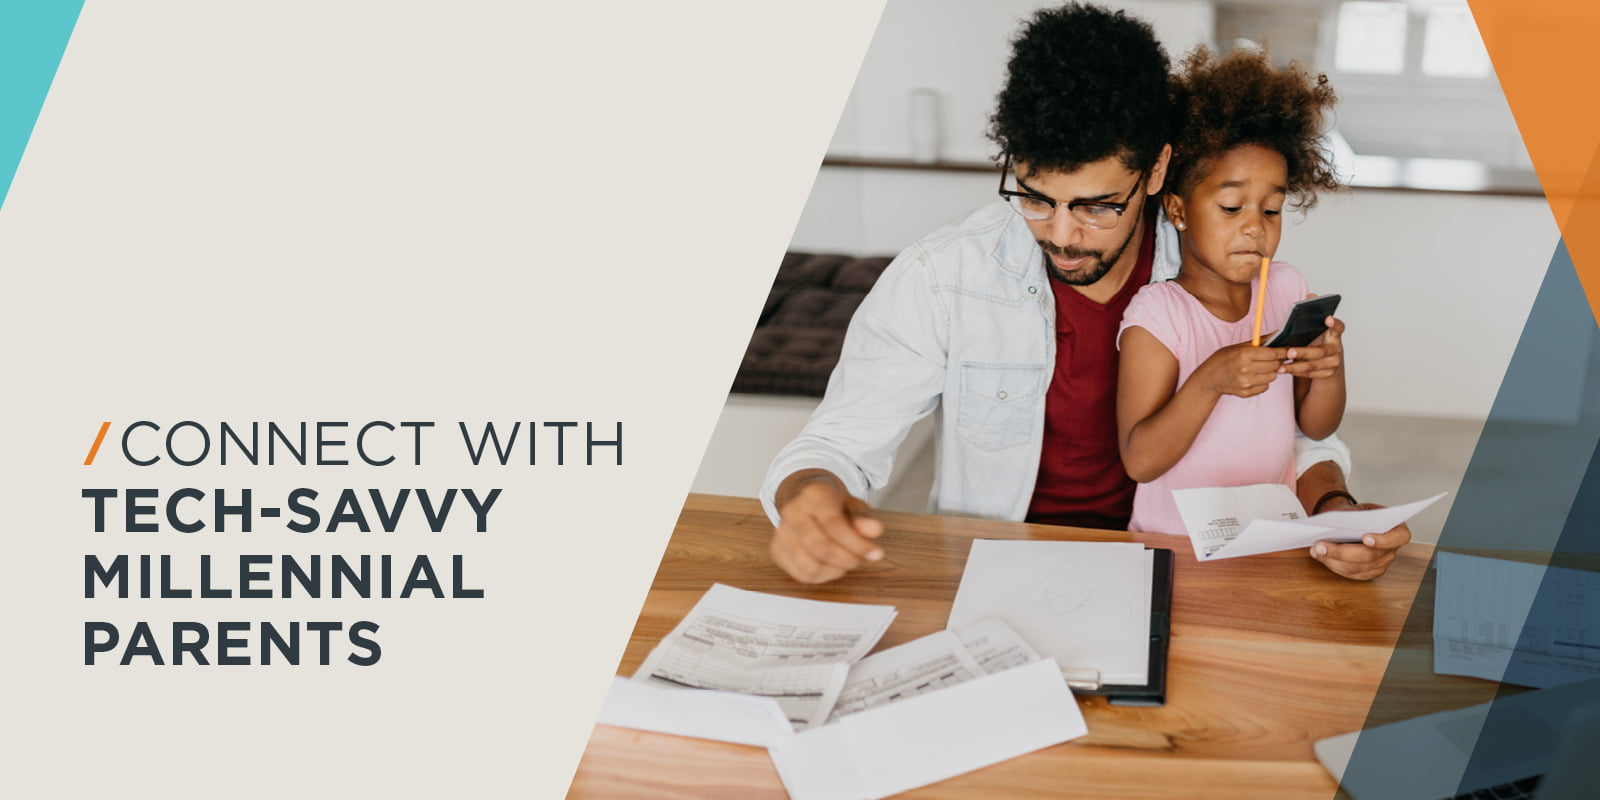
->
[1472, 1, 1600, 310]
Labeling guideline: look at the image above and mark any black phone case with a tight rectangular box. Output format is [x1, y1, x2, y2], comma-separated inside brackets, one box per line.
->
[1265, 294, 1341, 348]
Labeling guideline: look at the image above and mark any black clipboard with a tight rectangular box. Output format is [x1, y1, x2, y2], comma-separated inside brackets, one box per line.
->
[1071, 547, 1174, 706]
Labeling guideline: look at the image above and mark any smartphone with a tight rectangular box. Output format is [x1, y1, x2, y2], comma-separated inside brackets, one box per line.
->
[1264, 294, 1341, 348]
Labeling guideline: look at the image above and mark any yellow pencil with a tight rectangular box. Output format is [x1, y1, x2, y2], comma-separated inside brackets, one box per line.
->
[1251, 255, 1270, 346]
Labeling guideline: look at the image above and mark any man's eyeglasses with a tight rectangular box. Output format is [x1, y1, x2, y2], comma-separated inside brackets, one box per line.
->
[997, 154, 1150, 229]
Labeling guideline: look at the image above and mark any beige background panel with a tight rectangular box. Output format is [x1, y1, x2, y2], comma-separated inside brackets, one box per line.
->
[0, 1, 887, 797]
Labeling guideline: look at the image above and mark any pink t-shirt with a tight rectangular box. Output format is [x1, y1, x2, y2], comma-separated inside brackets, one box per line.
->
[1116, 263, 1309, 535]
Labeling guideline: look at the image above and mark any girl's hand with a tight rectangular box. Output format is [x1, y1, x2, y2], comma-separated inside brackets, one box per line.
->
[1281, 311, 1345, 380]
[1195, 341, 1289, 398]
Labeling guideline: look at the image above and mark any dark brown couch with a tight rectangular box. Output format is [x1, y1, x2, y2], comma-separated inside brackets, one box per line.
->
[732, 251, 893, 397]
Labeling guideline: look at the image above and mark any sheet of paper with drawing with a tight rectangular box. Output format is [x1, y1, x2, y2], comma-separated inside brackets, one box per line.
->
[1433, 552, 1600, 688]
[633, 583, 897, 729]
[1172, 484, 1445, 560]
[947, 540, 1152, 686]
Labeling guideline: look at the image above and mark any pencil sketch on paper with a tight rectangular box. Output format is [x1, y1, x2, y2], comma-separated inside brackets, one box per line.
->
[947, 540, 1153, 686]
[994, 556, 1135, 638]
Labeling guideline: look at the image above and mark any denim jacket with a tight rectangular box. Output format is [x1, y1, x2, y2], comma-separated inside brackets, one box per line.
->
[760, 201, 1351, 524]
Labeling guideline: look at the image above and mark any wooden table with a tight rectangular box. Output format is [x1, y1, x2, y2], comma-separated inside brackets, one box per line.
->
[569, 494, 1482, 800]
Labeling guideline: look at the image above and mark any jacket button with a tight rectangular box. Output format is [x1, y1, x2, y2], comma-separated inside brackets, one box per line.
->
[997, 391, 1008, 400]
[1028, 285, 1038, 294]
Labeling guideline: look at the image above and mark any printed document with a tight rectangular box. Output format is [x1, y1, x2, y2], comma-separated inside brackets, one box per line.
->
[1171, 484, 1445, 560]
[823, 619, 1037, 724]
[825, 630, 987, 723]
[948, 540, 1152, 686]
[1433, 552, 1600, 688]
[633, 583, 896, 729]
[954, 617, 1041, 674]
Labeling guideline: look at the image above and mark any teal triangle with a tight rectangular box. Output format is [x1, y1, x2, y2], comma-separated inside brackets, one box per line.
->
[0, 1, 86, 210]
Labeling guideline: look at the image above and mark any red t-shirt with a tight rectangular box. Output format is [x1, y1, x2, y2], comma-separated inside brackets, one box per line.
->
[1025, 222, 1155, 530]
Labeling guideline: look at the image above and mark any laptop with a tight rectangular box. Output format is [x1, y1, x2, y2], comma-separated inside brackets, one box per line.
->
[1314, 677, 1600, 800]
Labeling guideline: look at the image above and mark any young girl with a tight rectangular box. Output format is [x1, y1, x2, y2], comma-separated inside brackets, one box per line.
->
[1117, 47, 1345, 536]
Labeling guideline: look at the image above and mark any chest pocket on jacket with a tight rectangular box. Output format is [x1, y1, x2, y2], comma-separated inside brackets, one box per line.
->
[956, 362, 1046, 451]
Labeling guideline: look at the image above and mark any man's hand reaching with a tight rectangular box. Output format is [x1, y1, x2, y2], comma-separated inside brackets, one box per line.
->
[771, 470, 885, 584]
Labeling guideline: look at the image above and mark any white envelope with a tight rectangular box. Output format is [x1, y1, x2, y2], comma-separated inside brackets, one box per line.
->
[767, 658, 1087, 800]
[596, 675, 795, 748]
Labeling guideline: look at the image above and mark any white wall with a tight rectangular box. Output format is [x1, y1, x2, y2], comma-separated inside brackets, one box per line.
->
[1276, 190, 1564, 420]
[830, 0, 1215, 162]
[692, 395, 938, 508]
[692, 395, 820, 498]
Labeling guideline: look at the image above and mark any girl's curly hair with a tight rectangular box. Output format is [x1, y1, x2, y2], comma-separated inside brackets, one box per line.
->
[1166, 46, 1342, 209]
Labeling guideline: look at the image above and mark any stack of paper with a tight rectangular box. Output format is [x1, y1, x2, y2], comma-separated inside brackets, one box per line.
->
[601, 583, 1088, 799]
[947, 539, 1153, 686]
[1171, 484, 1445, 560]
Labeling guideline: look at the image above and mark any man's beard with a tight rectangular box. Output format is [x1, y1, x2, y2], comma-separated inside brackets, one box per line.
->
[1039, 216, 1142, 286]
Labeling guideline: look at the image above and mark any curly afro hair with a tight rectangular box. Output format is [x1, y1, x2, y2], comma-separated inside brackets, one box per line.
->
[1166, 46, 1342, 210]
[989, 3, 1172, 177]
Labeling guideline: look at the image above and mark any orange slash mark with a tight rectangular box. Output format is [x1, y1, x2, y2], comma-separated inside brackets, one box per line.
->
[84, 421, 111, 465]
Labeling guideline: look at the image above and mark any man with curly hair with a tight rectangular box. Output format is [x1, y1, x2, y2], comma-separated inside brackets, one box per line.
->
[762, 2, 1408, 583]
